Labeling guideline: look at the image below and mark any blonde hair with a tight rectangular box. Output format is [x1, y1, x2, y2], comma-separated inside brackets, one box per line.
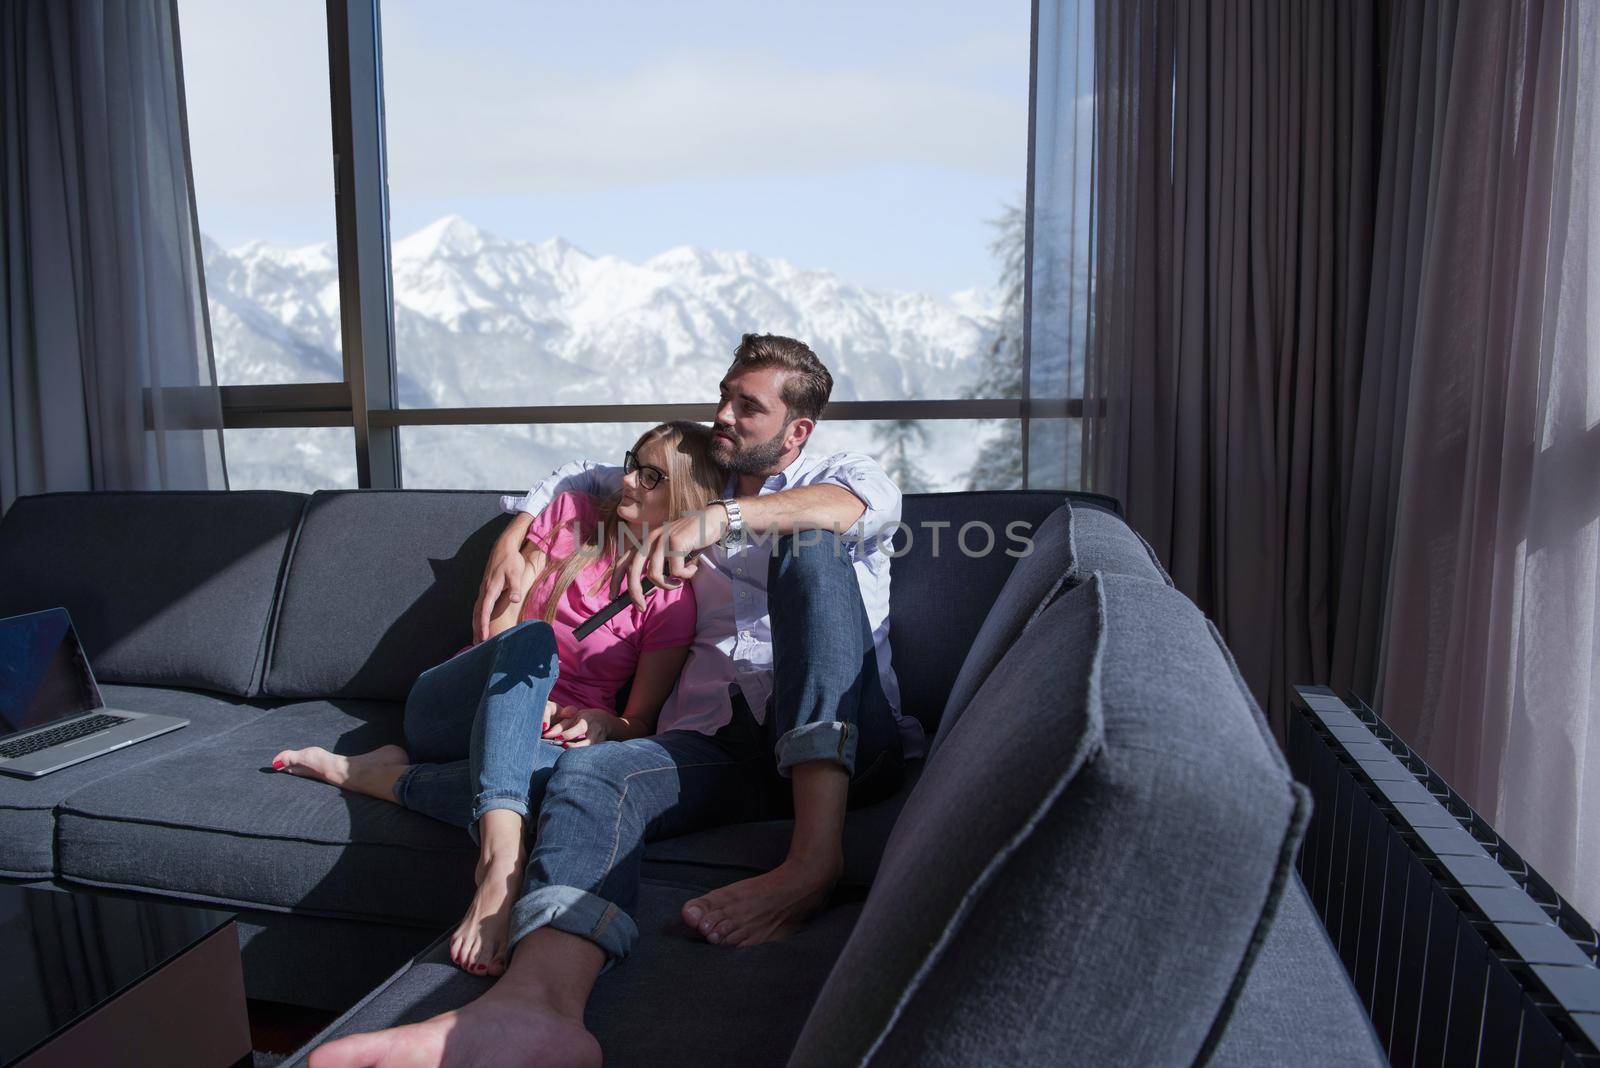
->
[534, 422, 725, 623]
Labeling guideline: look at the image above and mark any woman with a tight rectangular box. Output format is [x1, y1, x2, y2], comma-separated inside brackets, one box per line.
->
[270, 420, 726, 977]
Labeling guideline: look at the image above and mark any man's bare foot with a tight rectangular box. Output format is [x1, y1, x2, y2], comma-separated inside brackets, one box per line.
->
[307, 981, 601, 1068]
[451, 844, 526, 977]
[271, 744, 410, 788]
[681, 851, 843, 947]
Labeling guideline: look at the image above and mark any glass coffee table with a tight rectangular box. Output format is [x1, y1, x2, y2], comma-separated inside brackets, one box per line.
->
[0, 884, 250, 1067]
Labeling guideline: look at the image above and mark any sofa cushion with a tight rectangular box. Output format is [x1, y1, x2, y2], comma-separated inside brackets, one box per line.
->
[0, 685, 275, 879]
[263, 490, 509, 701]
[0, 491, 306, 695]
[888, 491, 1065, 732]
[642, 763, 923, 891]
[54, 699, 477, 924]
[288, 881, 865, 1067]
[930, 501, 1075, 755]
[1069, 498, 1172, 585]
[789, 573, 1304, 1067]
[1207, 878, 1387, 1066]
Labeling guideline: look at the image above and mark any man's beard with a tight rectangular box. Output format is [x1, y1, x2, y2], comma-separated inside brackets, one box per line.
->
[714, 423, 791, 475]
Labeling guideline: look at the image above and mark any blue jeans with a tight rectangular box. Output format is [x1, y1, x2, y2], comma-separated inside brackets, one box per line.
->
[392, 620, 567, 837]
[508, 533, 906, 967]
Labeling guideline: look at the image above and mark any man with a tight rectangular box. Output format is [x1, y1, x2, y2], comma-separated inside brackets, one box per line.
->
[312, 334, 919, 1068]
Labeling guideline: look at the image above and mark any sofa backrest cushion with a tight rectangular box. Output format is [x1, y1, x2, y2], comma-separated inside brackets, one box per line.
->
[1071, 499, 1172, 584]
[888, 491, 1065, 733]
[928, 500, 1075, 755]
[789, 573, 1305, 1067]
[0, 491, 306, 697]
[262, 490, 507, 701]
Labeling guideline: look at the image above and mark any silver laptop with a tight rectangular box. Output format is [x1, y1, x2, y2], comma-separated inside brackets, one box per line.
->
[0, 608, 187, 778]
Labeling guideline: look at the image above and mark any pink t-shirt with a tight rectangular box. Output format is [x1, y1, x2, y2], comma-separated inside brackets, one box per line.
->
[518, 492, 696, 714]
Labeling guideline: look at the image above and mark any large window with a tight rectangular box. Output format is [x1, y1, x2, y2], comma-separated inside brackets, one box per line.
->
[183, 1, 1082, 493]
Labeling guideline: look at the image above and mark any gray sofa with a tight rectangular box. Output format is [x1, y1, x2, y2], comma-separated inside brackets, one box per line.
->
[0, 488, 1386, 1066]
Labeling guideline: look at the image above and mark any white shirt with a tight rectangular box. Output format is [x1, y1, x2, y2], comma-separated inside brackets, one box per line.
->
[501, 449, 925, 760]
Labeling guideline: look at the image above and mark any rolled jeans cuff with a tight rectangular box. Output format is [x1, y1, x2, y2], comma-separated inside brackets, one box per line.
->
[468, 793, 530, 843]
[509, 884, 638, 972]
[775, 721, 857, 778]
[472, 792, 530, 824]
[391, 763, 465, 826]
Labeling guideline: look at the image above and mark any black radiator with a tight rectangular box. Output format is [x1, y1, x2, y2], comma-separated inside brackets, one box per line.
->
[1287, 686, 1600, 1066]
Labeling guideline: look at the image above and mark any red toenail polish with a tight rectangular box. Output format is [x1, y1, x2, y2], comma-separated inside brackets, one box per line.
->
[272, 759, 285, 769]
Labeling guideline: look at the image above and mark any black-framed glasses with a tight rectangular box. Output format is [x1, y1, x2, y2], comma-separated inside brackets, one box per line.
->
[623, 450, 668, 490]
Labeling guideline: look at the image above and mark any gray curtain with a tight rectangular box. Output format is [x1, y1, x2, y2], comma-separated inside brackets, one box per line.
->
[1078, 0, 1385, 735]
[0, 0, 225, 515]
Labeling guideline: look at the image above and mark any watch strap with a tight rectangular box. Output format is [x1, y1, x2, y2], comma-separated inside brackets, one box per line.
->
[715, 498, 744, 546]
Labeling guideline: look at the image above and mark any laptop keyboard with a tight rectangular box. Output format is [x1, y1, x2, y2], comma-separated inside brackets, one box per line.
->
[0, 714, 132, 759]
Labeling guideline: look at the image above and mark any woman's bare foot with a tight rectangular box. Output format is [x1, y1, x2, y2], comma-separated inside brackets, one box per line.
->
[451, 811, 527, 977]
[270, 744, 410, 801]
[680, 851, 842, 947]
[307, 981, 601, 1068]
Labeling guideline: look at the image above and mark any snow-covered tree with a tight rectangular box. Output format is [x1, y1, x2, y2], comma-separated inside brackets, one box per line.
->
[874, 419, 936, 493]
[964, 203, 1025, 490]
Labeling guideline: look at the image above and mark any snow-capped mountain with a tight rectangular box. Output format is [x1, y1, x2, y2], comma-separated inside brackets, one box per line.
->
[207, 216, 1014, 493]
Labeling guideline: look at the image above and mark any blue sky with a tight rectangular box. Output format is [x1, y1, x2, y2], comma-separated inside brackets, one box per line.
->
[178, 0, 1030, 296]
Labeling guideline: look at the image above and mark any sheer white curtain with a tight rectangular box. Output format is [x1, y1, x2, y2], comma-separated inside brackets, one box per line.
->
[1378, 0, 1600, 919]
[0, 0, 225, 514]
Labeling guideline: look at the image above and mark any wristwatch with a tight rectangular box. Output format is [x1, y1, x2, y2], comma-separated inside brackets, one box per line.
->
[713, 498, 745, 547]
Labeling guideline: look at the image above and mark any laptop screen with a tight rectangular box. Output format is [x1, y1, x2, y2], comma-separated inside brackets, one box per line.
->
[0, 609, 104, 738]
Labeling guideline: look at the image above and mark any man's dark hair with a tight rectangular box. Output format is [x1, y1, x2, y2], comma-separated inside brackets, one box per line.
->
[730, 333, 833, 422]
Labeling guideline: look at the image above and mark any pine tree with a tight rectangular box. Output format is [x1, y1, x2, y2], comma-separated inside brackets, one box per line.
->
[874, 419, 935, 493]
[963, 202, 1026, 490]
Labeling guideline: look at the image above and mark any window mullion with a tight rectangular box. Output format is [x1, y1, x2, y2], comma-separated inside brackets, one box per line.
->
[327, 0, 400, 488]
